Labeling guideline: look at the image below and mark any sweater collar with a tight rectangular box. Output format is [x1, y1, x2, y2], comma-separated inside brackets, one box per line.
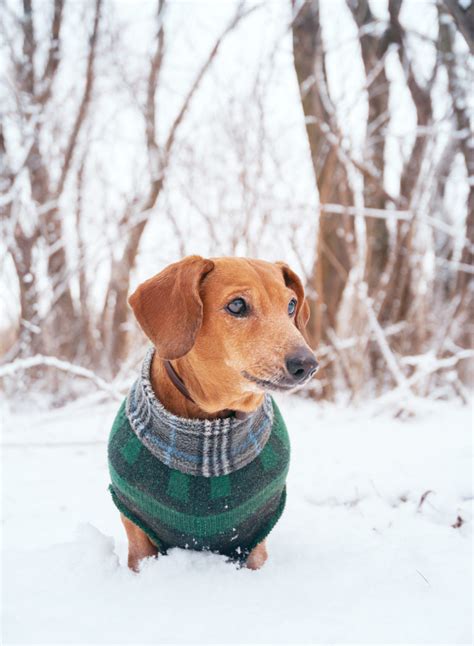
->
[126, 348, 274, 477]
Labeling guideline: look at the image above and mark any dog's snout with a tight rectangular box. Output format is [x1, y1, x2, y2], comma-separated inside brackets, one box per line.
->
[285, 350, 318, 382]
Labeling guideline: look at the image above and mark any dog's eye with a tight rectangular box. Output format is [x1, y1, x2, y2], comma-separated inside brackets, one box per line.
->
[226, 298, 248, 317]
[288, 298, 297, 316]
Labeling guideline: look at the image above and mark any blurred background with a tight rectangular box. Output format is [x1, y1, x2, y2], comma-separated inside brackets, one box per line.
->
[1, 4, 473, 642]
[1, 0, 472, 407]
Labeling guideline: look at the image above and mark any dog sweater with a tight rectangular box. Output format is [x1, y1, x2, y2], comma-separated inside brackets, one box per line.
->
[108, 358, 290, 561]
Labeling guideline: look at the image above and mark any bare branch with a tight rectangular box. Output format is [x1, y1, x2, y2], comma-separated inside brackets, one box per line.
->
[38, 0, 64, 103]
[162, 2, 260, 167]
[144, 0, 166, 163]
[55, 0, 102, 197]
[20, 0, 36, 95]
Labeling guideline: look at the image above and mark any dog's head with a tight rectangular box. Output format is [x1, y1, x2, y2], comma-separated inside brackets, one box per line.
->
[129, 255, 318, 396]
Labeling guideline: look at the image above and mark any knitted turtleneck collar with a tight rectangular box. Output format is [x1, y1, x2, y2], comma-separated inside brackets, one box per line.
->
[126, 348, 274, 478]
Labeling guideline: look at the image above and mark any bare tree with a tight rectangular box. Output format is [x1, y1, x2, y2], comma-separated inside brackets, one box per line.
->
[437, 3, 474, 383]
[1, 0, 257, 385]
[100, 1, 258, 375]
[2, 0, 102, 361]
[292, 0, 473, 399]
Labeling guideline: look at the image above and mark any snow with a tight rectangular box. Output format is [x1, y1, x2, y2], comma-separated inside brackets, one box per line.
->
[2, 395, 472, 644]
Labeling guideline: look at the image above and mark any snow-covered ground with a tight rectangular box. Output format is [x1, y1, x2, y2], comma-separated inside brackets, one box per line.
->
[2, 395, 472, 644]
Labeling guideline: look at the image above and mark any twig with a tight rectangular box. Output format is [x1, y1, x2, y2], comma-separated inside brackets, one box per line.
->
[415, 569, 431, 586]
[417, 490, 434, 512]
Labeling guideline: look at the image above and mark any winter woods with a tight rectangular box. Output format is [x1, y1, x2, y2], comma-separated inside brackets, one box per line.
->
[1, 0, 472, 405]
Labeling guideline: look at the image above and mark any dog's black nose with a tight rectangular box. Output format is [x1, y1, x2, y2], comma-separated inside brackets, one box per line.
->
[285, 350, 318, 382]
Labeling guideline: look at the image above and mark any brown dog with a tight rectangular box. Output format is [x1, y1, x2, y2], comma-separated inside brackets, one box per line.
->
[119, 256, 317, 571]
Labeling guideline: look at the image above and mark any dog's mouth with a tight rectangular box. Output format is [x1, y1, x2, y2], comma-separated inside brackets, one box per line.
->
[241, 370, 312, 392]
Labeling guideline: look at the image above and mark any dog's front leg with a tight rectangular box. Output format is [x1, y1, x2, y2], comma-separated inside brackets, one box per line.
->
[121, 514, 158, 572]
[246, 540, 268, 570]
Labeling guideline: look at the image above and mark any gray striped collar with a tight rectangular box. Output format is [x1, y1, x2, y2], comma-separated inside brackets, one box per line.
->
[126, 348, 274, 477]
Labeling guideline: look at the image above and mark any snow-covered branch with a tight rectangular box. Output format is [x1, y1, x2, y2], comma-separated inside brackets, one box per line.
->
[0, 356, 124, 401]
[319, 205, 460, 237]
[360, 284, 411, 391]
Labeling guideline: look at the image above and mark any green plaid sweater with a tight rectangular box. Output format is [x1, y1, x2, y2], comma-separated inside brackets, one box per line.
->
[108, 398, 290, 560]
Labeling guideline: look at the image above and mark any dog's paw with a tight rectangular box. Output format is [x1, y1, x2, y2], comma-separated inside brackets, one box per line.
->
[245, 542, 268, 570]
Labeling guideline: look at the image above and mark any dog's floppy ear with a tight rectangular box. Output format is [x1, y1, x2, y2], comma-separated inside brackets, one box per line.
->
[129, 255, 215, 359]
[275, 261, 310, 335]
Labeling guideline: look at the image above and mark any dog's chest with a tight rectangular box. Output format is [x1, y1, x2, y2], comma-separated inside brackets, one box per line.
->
[108, 399, 290, 558]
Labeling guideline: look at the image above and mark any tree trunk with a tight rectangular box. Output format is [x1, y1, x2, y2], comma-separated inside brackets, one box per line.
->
[348, 0, 391, 294]
[292, 0, 355, 396]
